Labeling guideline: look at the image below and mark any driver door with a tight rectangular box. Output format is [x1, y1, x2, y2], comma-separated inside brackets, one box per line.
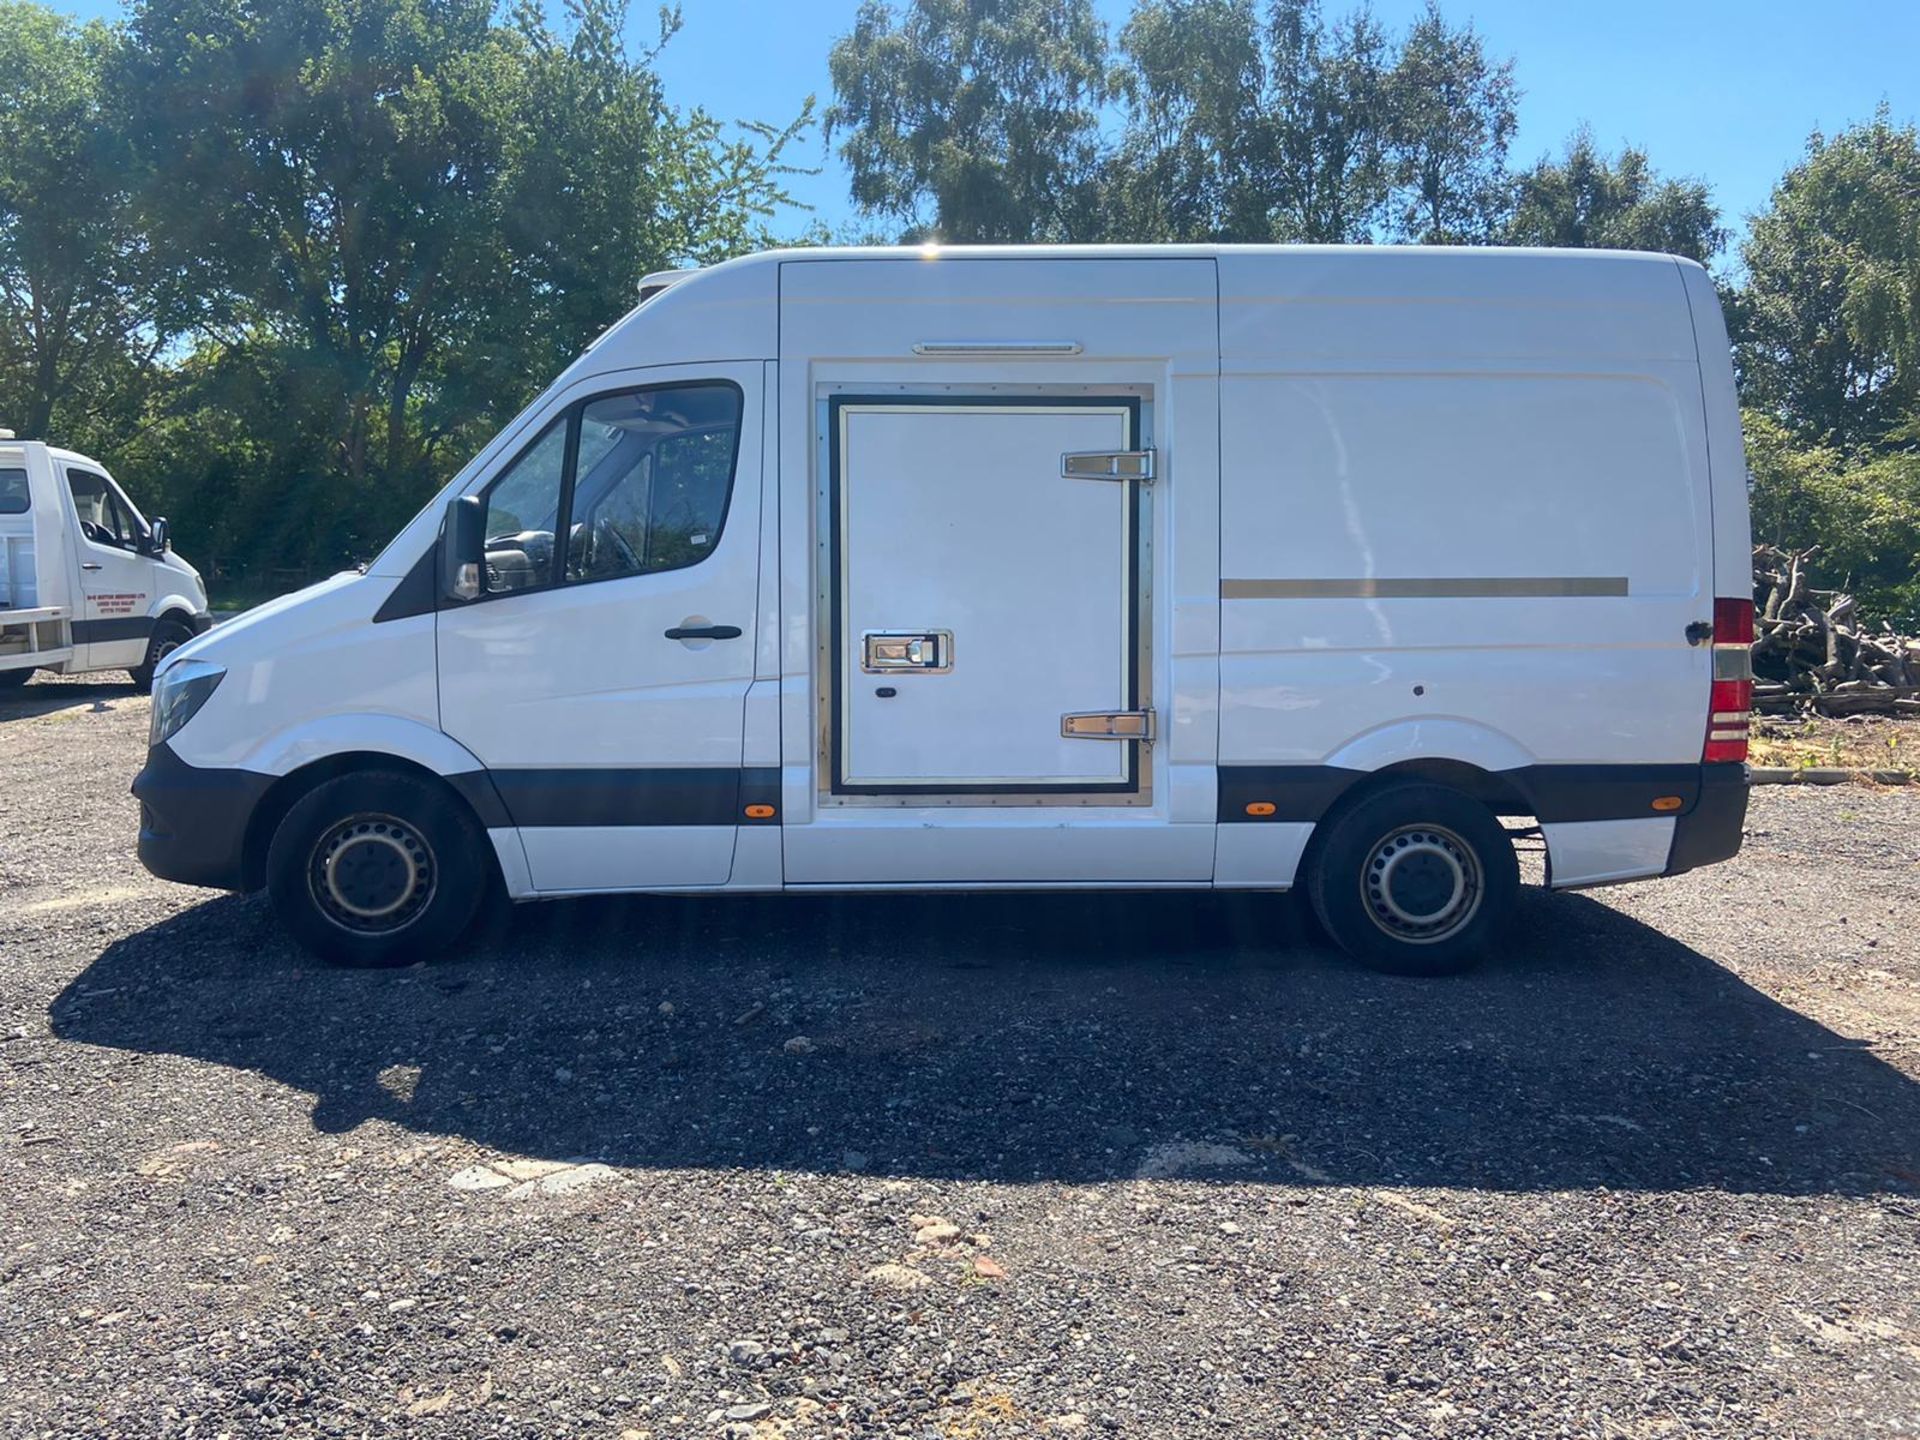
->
[62, 464, 155, 671]
[436, 363, 765, 893]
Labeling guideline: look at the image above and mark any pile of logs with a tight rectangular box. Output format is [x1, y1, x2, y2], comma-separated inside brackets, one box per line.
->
[1752, 546, 1920, 716]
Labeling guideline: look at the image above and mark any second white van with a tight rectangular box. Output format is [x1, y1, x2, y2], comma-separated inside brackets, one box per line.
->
[133, 244, 1752, 975]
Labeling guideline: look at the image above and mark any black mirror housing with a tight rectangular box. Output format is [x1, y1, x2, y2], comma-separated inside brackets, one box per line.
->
[442, 495, 486, 601]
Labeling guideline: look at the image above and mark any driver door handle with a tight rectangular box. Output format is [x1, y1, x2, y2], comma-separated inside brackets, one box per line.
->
[663, 624, 742, 641]
[81, 562, 103, 571]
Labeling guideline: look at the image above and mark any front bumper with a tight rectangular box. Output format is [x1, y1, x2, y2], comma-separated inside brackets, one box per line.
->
[1664, 762, 1750, 875]
[131, 742, 273, 891]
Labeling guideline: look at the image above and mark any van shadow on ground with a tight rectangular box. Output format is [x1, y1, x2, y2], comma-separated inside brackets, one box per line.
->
[52, 886, 1920, 1195]
[0, 677, 139, 721]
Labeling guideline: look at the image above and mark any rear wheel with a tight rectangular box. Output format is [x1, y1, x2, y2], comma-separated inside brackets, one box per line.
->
[131, 617, 195, 693]
[266, 770, 490, 967]
[1306, 782, 1518, 976]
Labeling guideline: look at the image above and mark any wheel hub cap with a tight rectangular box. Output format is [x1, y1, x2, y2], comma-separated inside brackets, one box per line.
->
[310, 815, 436, 934]
[1363, 825, 1483, 944]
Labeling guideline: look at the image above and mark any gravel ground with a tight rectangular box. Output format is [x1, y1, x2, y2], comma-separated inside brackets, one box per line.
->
[2, 672, 1918, 1439]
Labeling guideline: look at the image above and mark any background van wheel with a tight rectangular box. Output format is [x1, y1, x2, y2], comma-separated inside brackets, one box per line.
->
[131, 617, 195, 693]
[1306, 782, 1518, 976]
[266, 770, 490, 968]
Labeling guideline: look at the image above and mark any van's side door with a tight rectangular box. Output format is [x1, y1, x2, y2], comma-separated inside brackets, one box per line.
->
[435, 363, 766, 892]
[776, 256, 1222, 886]
[60, 463, 156, 671]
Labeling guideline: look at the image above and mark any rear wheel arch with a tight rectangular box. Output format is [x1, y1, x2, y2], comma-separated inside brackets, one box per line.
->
[1296, 760, 1521, 885]
[242, 753, 502, 892]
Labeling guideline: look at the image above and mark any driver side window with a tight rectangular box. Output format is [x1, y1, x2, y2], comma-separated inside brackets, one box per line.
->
[564, 383, 741, 586]
[67, 470, 142, 552]
[479, 417, 568, 595]
[473, 380, 741, 601]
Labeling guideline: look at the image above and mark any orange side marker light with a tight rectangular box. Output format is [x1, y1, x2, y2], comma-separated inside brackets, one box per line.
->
[745, 804, 776, 819]
[1245, 802, 1277, 817]
[1651, 796, 1683, 812]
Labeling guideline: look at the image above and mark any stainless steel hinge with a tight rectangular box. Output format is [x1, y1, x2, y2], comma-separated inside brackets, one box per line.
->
[1061, 710, 1155, 742]
[1062, 449, 1155, 483]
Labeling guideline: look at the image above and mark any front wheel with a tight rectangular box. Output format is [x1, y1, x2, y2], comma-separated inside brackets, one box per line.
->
[131, 617, 196, 693]
[1306, 782, 1519, 976]
[266, 770, 491, 967]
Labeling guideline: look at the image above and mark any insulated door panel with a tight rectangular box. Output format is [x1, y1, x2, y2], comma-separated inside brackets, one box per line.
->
[834, 400, 1136, 792]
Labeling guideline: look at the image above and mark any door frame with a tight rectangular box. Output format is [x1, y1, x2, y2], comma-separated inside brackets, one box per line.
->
[816, 384, 1155, 807]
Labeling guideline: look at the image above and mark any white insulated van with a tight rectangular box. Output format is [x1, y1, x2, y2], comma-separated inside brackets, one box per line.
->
[134, 245, 1753, 974]
[1, 435, 210, 690]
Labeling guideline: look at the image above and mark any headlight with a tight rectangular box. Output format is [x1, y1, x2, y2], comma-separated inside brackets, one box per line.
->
[150, 659, 226, 747]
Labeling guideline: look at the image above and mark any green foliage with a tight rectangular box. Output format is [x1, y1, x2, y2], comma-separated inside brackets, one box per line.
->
[1505, 126, 1725, 263]
[1383, 0, 1515, 243]
[19, 0, 810, 581]
[835, 0, 1519, 247]
[0, 3, 162, 443]
[1737, 109, 1920, 453]
[1114, 0, 1394, 242]
[1744, 409, 1920, 627]
[826, 0, 1113, 242]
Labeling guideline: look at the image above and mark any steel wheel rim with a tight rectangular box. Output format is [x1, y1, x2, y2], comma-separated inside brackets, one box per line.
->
[309, 813, 436, 935]
[1360, 823, 1483, 945]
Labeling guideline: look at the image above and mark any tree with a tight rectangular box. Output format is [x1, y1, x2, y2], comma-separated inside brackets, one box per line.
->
[1114, 0, 1392, 243]
[1385, 0, 1516, 243]
[1737, 109, 1920, 451]
[114, 0, 806, 570]
[0, 3, 164, 443]
[826, 0, 1113, 242]
[1745, 408, 1920, 625]
[1506, 127, 1725, 263]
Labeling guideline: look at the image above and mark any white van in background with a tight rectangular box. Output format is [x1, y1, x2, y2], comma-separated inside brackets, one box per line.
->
[134, 245, 1753, 975]
[0, 435, 210, 691]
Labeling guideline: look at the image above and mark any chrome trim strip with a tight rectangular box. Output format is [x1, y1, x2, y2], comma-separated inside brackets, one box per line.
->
[911, 340, 1083, 356]
[1221, 576, 1631, 599]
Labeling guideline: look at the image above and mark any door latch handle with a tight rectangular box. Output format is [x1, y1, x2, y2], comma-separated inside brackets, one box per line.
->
[80, 562, 103, 571]
[1062, 710, 1156, 741]
[861, 631, 953, 673]
[664, 624, 742, 641]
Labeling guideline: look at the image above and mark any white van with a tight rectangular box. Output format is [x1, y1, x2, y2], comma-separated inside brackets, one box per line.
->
[134, 245, 1753, 974]
[1, 435, 210, 691]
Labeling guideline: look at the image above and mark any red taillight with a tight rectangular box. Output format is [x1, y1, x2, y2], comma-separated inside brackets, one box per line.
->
[1704, 597, 1754, 763]
[1714, 596, 1755, 645]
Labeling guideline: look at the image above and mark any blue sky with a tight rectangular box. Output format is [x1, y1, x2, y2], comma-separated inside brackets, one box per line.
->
[648, 0, 1918, 258]
[67, 0, 1920, 262]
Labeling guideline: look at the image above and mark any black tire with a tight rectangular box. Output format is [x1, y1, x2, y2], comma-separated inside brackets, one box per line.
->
[130, 616, 195, 693]
[265, 769, 491, 968]
[1306, 781, 1519, 977]
[0, 668, 32, 689]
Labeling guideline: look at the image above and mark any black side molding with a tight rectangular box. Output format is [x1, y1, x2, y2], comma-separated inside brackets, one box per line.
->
[1220, 762, 1716, 826]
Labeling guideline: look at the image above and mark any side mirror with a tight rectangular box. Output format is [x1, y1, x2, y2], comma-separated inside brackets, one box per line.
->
[150, 517, 171, 554]
[441, 494, 486, 601]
